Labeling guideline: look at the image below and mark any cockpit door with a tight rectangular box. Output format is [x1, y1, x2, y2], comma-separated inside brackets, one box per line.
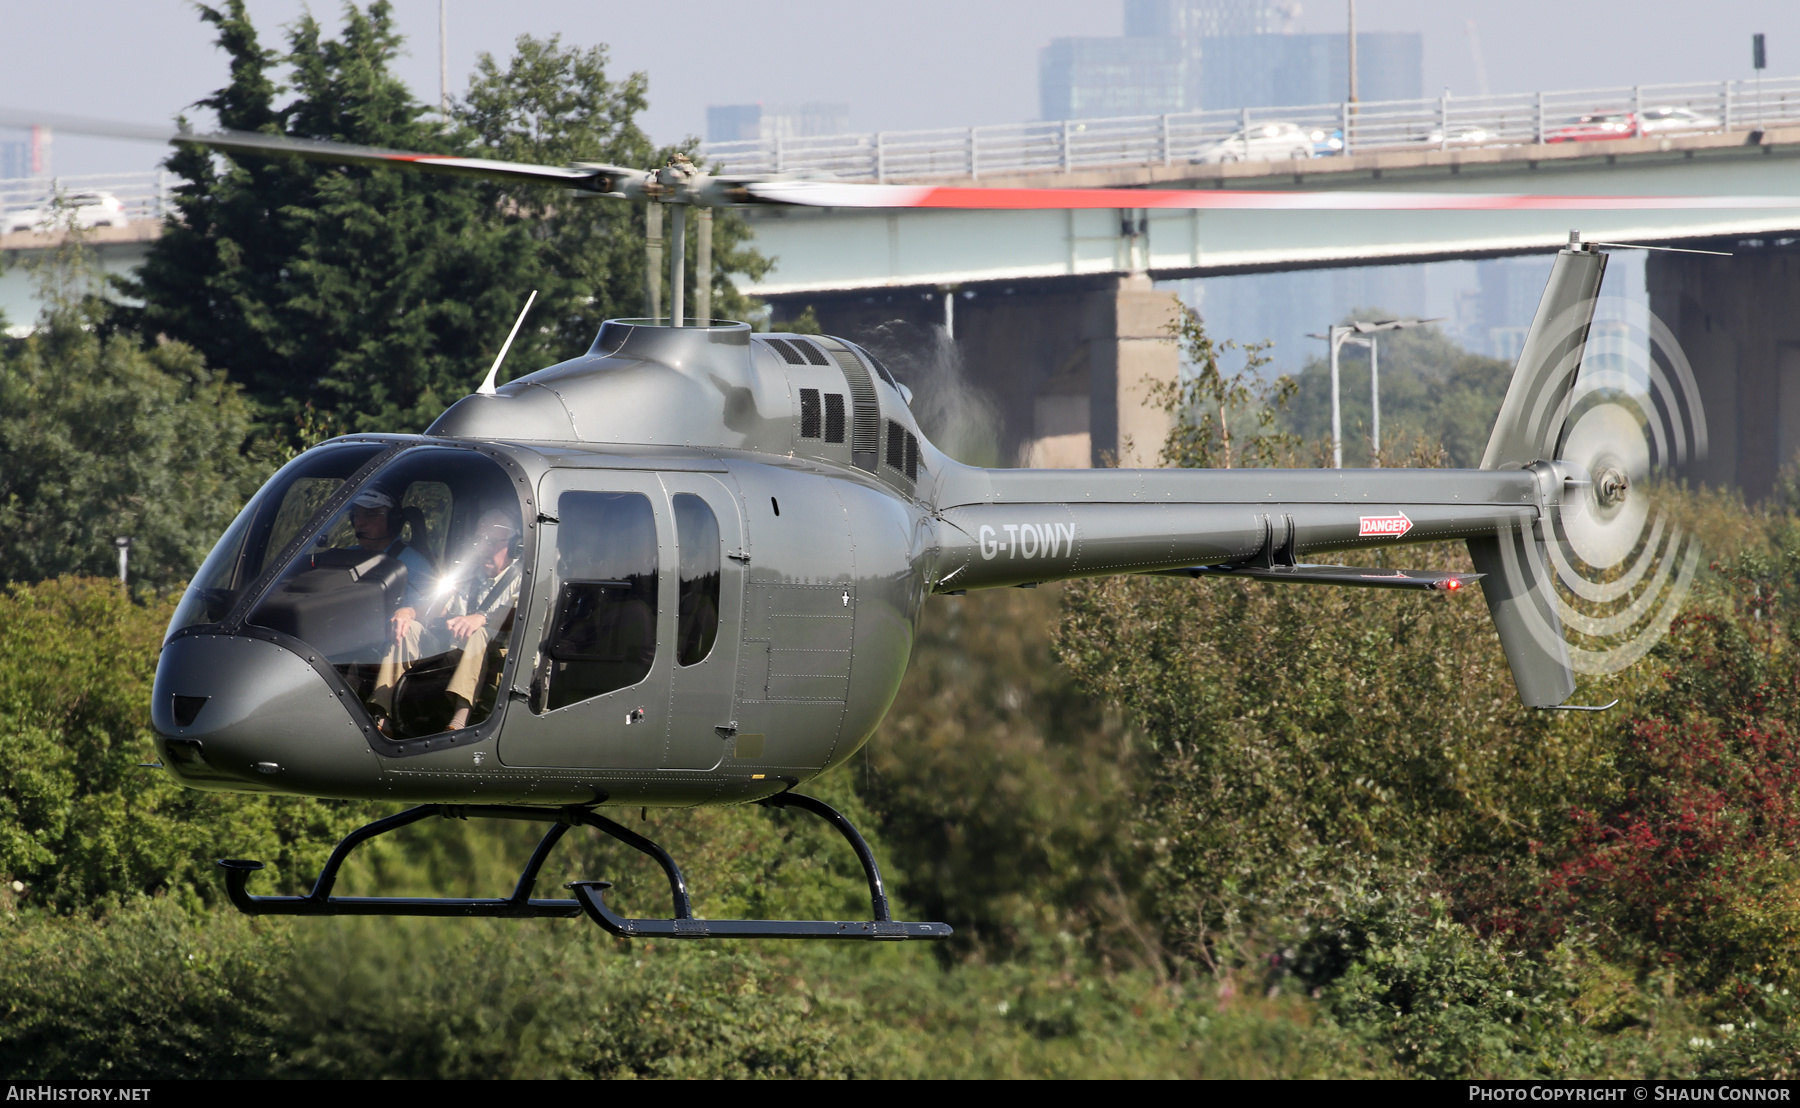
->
[658, 472, 746, 771]
[498, 470, 671, 770]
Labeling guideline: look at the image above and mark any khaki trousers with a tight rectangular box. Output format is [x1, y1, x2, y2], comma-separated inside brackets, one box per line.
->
[444, 626, 493, 706]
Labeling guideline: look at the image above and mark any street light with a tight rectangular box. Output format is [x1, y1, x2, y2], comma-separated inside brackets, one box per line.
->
[1307, 317, 1442, 468]
[112, 536, 133, 585]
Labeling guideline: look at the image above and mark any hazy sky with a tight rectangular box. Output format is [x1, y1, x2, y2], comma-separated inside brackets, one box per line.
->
[5, 0, 1798, 176]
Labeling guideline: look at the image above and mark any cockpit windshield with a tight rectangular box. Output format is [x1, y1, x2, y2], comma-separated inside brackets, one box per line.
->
[235, 446, 526, 739]
[166, 442, 392, 639]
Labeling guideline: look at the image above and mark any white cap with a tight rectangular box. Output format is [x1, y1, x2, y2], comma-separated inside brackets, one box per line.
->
[475, 509, 521, 543]
[351, 489, 396, 511]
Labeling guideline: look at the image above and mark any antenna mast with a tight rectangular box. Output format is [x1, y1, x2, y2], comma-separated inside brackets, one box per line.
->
[439, 1, 449, 119]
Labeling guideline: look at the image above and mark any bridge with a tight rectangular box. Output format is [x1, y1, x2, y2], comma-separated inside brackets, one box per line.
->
[0, 171, 170, 333]
[8, 75, 1800, 491]
[706, 76, 1800, 489]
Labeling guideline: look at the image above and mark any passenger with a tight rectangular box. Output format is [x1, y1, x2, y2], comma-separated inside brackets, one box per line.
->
[442, 510, 523, 730]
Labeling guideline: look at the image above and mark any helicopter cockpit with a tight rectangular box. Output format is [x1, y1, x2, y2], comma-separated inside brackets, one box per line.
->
[168, 442, 529, 740]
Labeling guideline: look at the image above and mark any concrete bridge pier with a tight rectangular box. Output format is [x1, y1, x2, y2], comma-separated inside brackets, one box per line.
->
[1648, 240, 1800, 502]
[772, 274, 1180, 469]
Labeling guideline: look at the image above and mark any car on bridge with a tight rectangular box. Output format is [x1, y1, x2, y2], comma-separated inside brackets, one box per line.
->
[1193, 122, 1314, 164]
[1639, 106, 1722, 134]
[1, 191, 130, 235]
[1545, 107, 1721, 143]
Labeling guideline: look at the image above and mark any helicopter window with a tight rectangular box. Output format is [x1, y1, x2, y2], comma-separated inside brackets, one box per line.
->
[165, 442, 388, 639]
[800, 388, 822, 439]
[243, 447, 523, 738]
[538, 491, 658, 711]
[673, 494, 720, 667]
[825, 394, 846, 444]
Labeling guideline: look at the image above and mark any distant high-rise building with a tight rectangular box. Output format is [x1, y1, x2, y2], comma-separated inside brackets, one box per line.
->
[1039, 0, 1420, 120]
[1200, 32, 1422, 108]
[706, 103, 850, 144]
[1124, 0, 1292, 39]
[0, 127, 48, 179]
[1039, 38, 1197, 120]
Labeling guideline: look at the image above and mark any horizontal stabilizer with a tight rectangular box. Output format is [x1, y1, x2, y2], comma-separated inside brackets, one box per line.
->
[1157, 564, 1482, 592]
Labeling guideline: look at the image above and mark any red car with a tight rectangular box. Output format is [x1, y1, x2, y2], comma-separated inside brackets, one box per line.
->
[1544, 112, 1640, 142]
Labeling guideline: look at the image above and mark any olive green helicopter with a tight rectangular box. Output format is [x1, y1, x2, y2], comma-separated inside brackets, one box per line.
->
[0, 108, 1719, 941]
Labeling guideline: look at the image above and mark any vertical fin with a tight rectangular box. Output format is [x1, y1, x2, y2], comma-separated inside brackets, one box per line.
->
[1473, 234, 1606, 707]
[1468, 530, 1576, 708]
[1481, 238, 1608, 470]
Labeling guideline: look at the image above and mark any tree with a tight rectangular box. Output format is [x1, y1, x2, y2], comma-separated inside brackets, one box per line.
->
[125, 2, 766, 436]
[0, 235, 270, 590]
[1278, 313, 1513, 468]
[1151, 299, 1298, 470]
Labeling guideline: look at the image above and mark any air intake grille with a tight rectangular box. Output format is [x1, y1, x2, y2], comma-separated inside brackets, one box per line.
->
[799, 388, 822, 438]
[886, 419, 906, 469]
[765, 338, 805, 365]
[790, 338, 831, 367]
[824, 394, 846, 443]
[822, 343, 880, 470]
[856, 344, 899, 388]
[905, 431, 919, 480]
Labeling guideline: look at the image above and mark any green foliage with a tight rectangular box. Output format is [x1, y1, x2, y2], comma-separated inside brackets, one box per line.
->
[1278, 312, 1514, 467]
[125, 2, 766, 436]
[778, 305, 824, 335]
[0, 249, 269, 590]
[860, 585, 1143, 963]
[1154, 299, 1299, 469]
[0, 579, 375, 911]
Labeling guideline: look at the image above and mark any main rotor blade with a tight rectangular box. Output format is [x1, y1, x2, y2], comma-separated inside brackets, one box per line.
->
[0, 107, 638, 195]
[11, 105, 1800, 212]
[742, 180, 1800, 211]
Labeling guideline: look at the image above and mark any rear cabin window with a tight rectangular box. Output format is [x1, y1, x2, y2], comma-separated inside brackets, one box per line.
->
[539, 491, 659, 711]
[673, 494, 720, 666]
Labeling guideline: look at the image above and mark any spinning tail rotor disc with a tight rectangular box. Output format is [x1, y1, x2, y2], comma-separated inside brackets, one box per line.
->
[1531, 305, 1707, 676]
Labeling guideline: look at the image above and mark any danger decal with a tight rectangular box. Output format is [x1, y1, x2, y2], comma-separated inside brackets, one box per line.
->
[1358, 511, 1414, 539]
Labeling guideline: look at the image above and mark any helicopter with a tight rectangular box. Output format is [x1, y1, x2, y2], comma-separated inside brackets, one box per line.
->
[0, 109, 1721, 941]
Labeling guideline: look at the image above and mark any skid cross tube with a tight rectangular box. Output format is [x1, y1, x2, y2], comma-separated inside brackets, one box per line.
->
[219, 804, 593, 918]
[570, 790, 947, 940]
[216, 795, 951, 940]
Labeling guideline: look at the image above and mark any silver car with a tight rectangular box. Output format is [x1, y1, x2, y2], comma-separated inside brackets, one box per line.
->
[1193, 122, 1314, 164]
[1, 191, 129, 235]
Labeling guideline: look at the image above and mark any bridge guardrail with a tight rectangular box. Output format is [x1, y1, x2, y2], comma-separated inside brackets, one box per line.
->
[0, 171, 173, 223]
[702, 75, 1800, 183]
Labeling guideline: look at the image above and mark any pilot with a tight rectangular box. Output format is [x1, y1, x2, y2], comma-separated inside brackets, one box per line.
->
[349, 488, 432, 642]
[358, 488, 434, 721]
[442, 510, 523, 731]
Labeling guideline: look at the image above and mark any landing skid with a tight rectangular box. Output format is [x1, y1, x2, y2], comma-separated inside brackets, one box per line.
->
[217, 792, 951, 941]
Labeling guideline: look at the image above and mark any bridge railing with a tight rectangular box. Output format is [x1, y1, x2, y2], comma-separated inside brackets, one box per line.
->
[0, 171, 174, 223]
[703, 75, 1800, 183]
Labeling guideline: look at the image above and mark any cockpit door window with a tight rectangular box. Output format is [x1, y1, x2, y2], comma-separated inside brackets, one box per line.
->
[538, 491, 659, 710]
[499, 470, 672, 771]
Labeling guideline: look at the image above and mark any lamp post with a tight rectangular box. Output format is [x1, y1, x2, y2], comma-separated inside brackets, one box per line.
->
[1309, 317, 1441, 468]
